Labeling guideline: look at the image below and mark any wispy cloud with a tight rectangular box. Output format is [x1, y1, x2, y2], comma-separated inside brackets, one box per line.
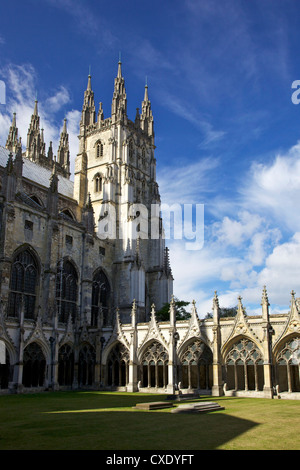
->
[0, 63, 80, 179]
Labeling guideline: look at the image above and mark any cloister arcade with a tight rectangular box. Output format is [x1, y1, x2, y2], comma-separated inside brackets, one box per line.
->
[0, 332, 297, 397]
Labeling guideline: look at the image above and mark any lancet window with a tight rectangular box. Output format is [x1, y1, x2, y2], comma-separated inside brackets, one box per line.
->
[56, 260, 78, 323]
[8, 249, 38, 319]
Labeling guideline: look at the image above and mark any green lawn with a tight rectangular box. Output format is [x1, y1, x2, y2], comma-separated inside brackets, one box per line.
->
[0, 391, 299, 450]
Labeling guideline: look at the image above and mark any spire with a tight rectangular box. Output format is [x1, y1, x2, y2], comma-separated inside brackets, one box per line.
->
[57, 118, 70, 178]
[26, 100, 41, 160]
[140, 78, 154, 139]
[33, 99, 38, 116]
[81, 71, 96, 127]
[47, 141, 53, 162]
[261, 285, 270, 321]
[144, 76, 149, 101]
[117, 56, 122, 79]
[6, 112, 19, 152]
[111, 56, 127, 123]
[87, 69, 92, 91]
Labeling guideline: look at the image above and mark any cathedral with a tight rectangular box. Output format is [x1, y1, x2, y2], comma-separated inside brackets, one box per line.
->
[0, 62, 299, 399]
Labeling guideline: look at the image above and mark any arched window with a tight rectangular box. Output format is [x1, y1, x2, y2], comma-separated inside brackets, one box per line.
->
[276, 336, 300, 393]
[141, 341, 168, 388]
[179, 340, 213, 390]
[96, 141, 103, 158]
[22, 342, 46, 388]
[128, 140, 134, 161]
[107, 342, 129, 387]
[225, 338, 264, 392]
[56, 260, 78, 323]
[8, 249, 38, 319]
[59, 209, 76, 221]
[78, 344, 96, 386]
[91, 270, 110, 327]
[58, 344, 74, 386]
[94, 174, 103, 193]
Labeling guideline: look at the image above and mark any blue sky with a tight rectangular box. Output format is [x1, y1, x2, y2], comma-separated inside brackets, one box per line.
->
[1, 0, 300, 316]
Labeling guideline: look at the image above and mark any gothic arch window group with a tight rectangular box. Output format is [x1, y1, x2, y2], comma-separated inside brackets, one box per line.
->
[179, 340, 213, 390]
[107, 342, 129, 387]
[225, 338, 264, 392]
[8, 249, 38, 320]
[276, 336, 300, 393]
[140, 341, 168, 388]
[56, 260, 78, 324]
[22, 342, 46, 388]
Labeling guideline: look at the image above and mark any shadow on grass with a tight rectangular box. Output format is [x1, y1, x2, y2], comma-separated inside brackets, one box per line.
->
[0, 392, 259, 450]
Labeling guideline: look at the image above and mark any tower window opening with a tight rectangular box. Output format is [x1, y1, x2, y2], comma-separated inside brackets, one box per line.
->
[96, 141, 103, 158]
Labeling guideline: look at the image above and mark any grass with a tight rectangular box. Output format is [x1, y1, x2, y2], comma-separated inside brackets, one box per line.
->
[0, 391, 299, 450]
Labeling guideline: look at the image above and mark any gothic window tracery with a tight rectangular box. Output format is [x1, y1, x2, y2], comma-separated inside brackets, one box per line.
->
[225, 338, 264, 391]
[141, 341, 168, 388]
[22, 342, 46, 388]
[58, 344, 74, 386]
[8, 249, 38, 319]
[56, 260, 78, 323]
[91, 270, 110, 327]
[78, 344, 96, 386]
[276, 336, 300, 393]
[179, 340, 212, 390]
[107, 342, 129, 387]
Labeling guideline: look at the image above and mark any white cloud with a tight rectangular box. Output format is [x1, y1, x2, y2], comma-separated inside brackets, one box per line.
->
[0, 63, 80, 178]
[45, 86, 71, 113]
[158, 156, 219, 205]
[241, 142, 300, 232]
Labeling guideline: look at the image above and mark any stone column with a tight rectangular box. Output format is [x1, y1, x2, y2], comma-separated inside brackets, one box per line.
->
[211, 292, 224, 396]
[167, 296, 178, 394]
[127, 300, 138, 392]
[261, 286, 274, 398]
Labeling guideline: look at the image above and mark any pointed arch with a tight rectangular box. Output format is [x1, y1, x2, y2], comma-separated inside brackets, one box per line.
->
[93, 172, 103, 193]
[95, 140, 103, 158]
[178, 338, 213, 391]
[22, 342, 46, 388]
[106, 341, 129, 387]
[224, 336, 264, 392]
[139, 340, 168, 388]
[59, 208, 76, 221]
[274, 334, 300, 393]
[91, 268, 111, 327]
[58, 342, 74, 387]
[8, 245, 40, 320]
[78, 343, 96, 387]
[56, 258, 78, 324]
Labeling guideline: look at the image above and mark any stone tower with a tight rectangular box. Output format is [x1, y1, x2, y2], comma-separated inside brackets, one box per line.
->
[74, 61, 173, 322]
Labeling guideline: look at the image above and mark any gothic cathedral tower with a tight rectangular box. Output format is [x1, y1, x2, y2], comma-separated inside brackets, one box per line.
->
[74, 61, 173, 322]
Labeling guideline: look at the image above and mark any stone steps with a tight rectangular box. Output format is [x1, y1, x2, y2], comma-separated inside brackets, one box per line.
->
[134, 401, 174, 410]
[171, 401, 225, 414]
[133, 400, 225, 413]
